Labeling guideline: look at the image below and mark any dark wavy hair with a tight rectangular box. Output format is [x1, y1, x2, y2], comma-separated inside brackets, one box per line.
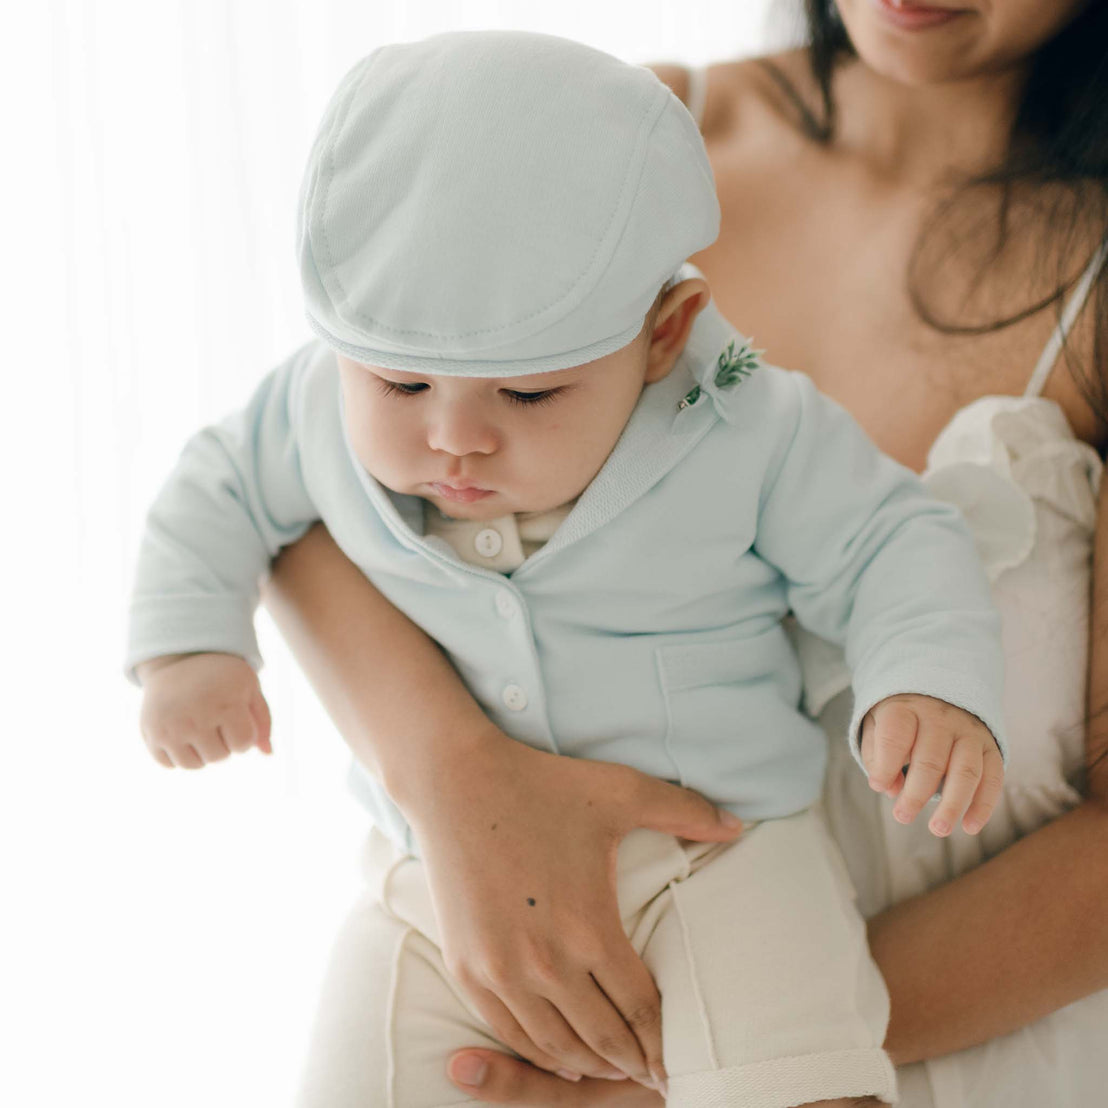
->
[768, 0, 1108, 795]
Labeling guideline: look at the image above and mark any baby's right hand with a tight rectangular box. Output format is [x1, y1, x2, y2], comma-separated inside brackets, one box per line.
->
[137, 653, 272, 769]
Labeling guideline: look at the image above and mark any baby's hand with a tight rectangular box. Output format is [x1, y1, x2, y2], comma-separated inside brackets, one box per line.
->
[860, 694, 1004, 837]
[137, 653, 272, 769]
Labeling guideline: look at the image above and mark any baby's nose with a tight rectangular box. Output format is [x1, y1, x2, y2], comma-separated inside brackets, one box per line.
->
[426, 405, 498, 457]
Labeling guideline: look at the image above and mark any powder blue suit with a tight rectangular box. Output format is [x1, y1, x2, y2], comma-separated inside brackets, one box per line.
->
[127, 299, 1006, 854]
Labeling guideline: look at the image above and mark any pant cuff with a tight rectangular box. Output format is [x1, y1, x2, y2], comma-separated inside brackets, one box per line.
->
[667, 1046, 898, 1107]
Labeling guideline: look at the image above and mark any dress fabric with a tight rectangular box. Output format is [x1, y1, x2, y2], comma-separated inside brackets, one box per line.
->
[679, 65, 1108, 1108]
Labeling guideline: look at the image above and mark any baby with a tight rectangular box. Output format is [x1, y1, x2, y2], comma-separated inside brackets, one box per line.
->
[127, 31, 1007, 1108]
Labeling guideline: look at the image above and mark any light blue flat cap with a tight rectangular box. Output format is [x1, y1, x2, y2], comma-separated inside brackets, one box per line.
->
[297, 30, 719, 376]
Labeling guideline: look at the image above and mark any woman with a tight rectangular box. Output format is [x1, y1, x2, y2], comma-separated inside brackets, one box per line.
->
[266, 1, 1108, 1104]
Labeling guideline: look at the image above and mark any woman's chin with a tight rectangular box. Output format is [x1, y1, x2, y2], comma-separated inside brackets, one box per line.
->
[839, 0, 987, 88]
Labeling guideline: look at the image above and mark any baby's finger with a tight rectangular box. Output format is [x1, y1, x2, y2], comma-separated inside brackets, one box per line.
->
[927, 737, 982, 837]
[962, 744, 1006, 834]
[860, 713, 876, 773]
[150, 746, 175, 769]
[893, 721, 953, 825]
[189, 727, 233, 765]
[219, 706, 258, 755]
[251, 693, 273, 754]
[174, 740, 205, 770]
[866, 701, 918, 792]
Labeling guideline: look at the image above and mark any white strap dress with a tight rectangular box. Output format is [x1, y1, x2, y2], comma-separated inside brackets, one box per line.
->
[683, 63, 1108, 1108]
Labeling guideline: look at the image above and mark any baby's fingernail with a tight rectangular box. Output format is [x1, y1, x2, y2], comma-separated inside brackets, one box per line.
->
[448, 1055, 488, 1087]
[963, 817, 982, 834]
[650, 1066, 670, 1096]
[555, 1069, 583, 1082]
[894, 804, 911, 823]
[930, 818, 950, 836]
[867, 777, 883, 792]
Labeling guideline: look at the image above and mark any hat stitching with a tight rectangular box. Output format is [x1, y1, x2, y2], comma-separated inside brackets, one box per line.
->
[312, 62, 669, 341]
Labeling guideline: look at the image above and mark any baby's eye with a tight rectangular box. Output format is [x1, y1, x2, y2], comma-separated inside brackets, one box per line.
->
[504, 388, 562, 407]
[376, 379, 428, 397]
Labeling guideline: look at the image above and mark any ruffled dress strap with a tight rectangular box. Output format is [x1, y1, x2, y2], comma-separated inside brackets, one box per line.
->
[1024, 238, 1108, 398]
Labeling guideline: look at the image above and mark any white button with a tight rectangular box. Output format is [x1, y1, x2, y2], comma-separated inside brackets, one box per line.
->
[495, 590, 518, 619]
[475, 528, 503, 557]
[501, 684, 528, 711]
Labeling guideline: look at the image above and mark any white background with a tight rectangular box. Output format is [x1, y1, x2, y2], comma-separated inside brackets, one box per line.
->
[3, 2, 789, 1103]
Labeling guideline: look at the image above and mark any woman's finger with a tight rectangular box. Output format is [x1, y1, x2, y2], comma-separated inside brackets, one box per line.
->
[501, 983, 638, 1082]
[447, 1049, 663, 1106]
[586, 945, 666, 1090]
[465, 982, 621, 1081]
[631, 770, 744, 843]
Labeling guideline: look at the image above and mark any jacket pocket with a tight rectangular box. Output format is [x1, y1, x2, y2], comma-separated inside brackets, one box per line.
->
[655, 625, 800, 787]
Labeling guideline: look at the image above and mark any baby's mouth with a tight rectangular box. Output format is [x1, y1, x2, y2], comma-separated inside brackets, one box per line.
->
[429, 482, 495, 503]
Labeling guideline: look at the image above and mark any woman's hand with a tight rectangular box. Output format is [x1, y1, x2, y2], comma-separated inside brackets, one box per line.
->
[447, 1048, 664, 1105]
[401, 729, 743, 1092]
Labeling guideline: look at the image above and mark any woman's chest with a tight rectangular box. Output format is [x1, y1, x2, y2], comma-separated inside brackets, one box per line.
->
[690, 142, 1104, 471]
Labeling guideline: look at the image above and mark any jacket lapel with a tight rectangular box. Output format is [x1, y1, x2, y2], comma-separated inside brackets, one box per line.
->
[516, 300, 742, 570]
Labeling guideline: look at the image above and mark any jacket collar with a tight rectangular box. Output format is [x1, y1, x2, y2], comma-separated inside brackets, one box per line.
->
[516, 296, 754, 570]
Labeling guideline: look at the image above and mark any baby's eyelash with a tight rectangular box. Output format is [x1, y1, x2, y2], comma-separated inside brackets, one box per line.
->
[504, 388, 562, 407]
[376, 379, 428, 398]
[374, 378, 562, 407]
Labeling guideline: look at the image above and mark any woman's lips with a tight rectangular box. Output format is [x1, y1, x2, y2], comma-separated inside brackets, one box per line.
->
[872, 0, 965, 30]
[429, 482, 495, 503]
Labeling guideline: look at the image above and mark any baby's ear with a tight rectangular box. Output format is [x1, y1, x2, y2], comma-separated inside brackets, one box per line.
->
[644, 278, 710, 383]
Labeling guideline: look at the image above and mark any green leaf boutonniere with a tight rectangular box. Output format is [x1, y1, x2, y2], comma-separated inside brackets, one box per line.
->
[678, 338, 764, 411]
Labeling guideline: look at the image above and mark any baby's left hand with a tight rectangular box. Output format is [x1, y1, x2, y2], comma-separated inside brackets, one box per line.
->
[860, 694, 1005, 837]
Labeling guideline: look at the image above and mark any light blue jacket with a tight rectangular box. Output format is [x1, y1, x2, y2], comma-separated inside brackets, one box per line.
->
[127, 300, 1006, 853]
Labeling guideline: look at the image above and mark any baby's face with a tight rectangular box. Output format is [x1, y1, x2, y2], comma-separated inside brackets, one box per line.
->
[338, 329, 667, 520]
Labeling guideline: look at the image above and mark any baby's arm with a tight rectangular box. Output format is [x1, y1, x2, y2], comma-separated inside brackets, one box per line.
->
[752, 370, 1007, 821]
[126, 346, 321, 761]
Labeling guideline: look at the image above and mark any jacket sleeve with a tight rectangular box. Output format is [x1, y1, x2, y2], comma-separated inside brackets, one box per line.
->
[124, 349, 320, 682]
[752, 369, 1008, 768]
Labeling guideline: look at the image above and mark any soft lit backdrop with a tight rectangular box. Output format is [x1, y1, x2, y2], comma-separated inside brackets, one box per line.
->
[5, 2, 788, 1103]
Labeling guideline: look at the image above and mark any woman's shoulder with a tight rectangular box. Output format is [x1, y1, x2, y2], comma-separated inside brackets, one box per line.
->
[648, 48, 822, 144]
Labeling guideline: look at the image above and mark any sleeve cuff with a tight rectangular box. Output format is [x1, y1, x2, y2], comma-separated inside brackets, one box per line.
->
[846, 662, 1009, 777]
[125, 594, 262, 684]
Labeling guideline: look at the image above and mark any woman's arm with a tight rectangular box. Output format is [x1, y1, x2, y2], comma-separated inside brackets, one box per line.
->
[869, 801, 1108, 1065]
[263, 523, 502, 795]
[1084, 459, 1108, 804]
[874, 451, 1108, 1064]
[263, 523, 743, 1092]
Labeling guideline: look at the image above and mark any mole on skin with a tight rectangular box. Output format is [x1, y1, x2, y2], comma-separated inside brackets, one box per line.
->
[527, 897, 536, 907]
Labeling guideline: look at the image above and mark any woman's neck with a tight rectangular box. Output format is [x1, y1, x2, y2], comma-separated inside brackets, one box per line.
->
[833, 59, 1026, 185]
